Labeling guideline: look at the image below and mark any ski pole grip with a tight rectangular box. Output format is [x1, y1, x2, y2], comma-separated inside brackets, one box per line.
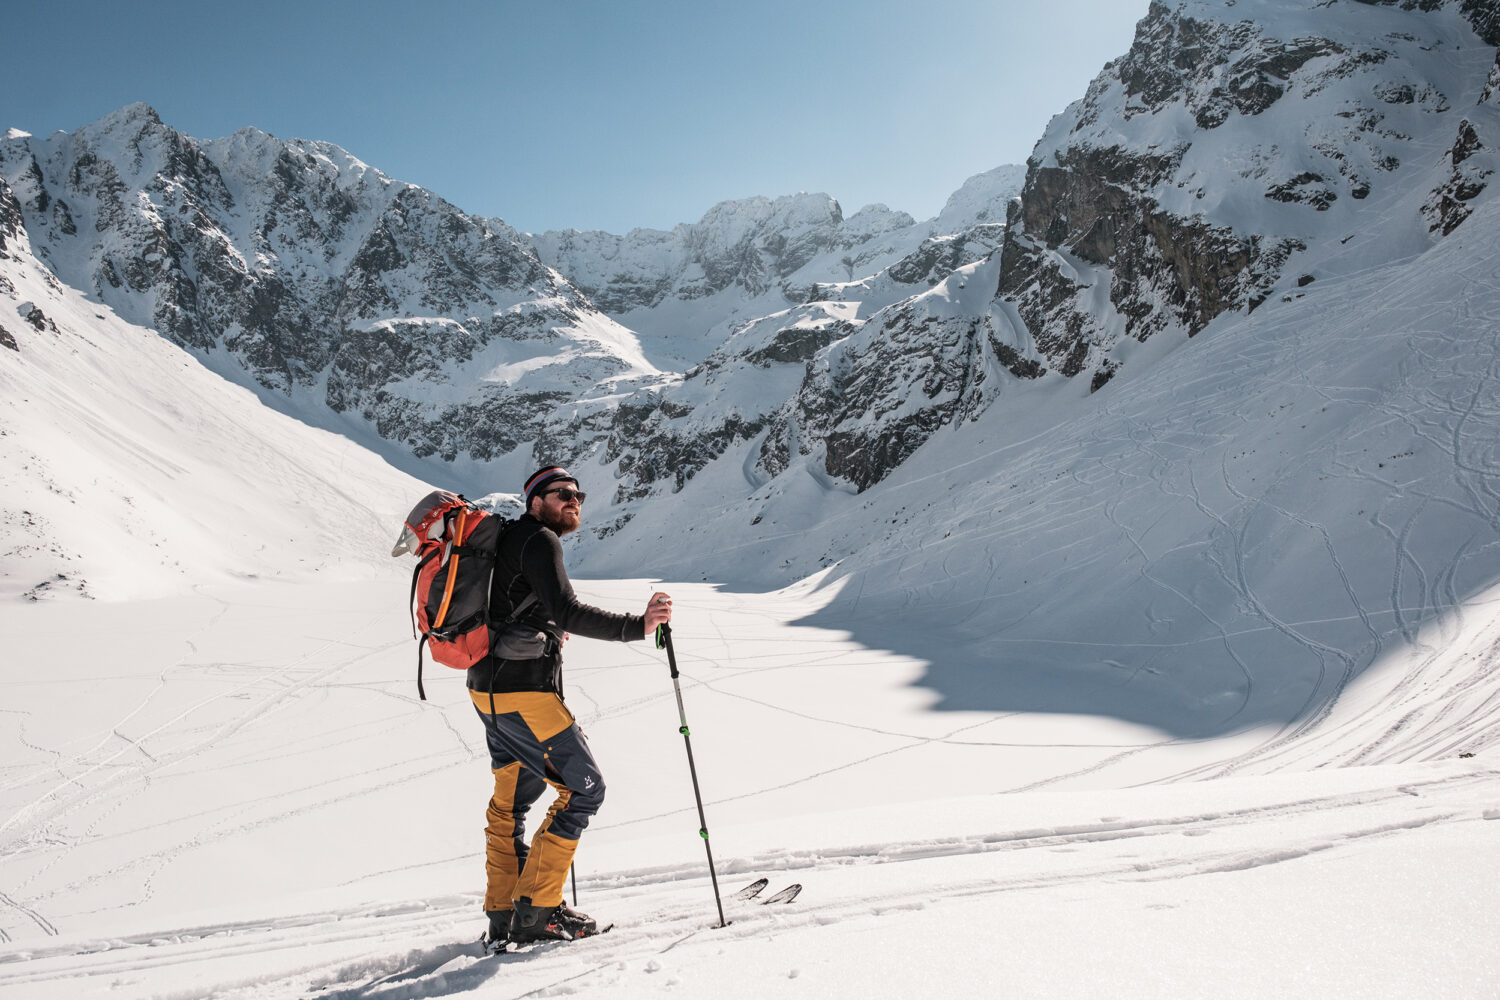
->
[657, 622, 680, 679]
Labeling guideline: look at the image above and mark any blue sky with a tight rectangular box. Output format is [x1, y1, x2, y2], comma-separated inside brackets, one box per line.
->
[4, 0, 1150, 235]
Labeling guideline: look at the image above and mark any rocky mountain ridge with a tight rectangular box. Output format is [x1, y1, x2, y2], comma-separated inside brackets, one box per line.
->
[0, 104, 659, 471]
[0, 106, 1026, 508]
[994, 0, 1499, 393]
[3, 0, 1498, 569]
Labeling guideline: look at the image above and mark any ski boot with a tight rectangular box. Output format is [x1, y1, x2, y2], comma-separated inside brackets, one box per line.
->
[509, 896, 599, 943]
[481, 909, 511, 954]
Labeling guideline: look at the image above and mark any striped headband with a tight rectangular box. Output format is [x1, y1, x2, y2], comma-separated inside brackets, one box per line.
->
[524, 466, 577, 506]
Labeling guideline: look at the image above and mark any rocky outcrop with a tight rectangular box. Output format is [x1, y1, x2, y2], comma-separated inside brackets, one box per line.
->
[992, 0, 1486, 392]
[0, 105, 654, 467]
[1423, 118, 1494, 235]
[592, 302, 858, 503]
[757, 257, 1037, 491]
[0, 176, 23, 258]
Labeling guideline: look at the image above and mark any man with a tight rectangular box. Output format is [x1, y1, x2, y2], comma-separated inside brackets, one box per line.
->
[471, 465, 671, 951]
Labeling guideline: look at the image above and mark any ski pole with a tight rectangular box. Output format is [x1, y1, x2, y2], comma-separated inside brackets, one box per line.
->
[656, 620, 728, 928]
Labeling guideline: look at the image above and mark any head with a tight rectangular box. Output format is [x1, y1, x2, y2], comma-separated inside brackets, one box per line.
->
[524, 465, 585, 536]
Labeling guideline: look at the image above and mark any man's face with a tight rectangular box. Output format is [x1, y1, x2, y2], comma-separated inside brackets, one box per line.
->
[533, 484, 582, 536]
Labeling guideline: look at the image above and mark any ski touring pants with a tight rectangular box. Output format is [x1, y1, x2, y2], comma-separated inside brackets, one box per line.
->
[470, 690, 606, 910]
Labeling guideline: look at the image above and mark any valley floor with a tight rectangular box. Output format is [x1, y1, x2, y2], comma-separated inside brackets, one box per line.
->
[0, 578, 1496, 998]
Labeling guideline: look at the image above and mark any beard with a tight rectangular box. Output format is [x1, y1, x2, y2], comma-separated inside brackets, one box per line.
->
[539, 505, 581, 537]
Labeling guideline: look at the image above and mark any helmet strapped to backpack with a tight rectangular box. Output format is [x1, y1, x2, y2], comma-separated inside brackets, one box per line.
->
[393, 490, 532, 700]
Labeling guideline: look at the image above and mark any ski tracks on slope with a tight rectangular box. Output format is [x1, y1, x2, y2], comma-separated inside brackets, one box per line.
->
[4, 762, 1493, 999]
[0, 596, 427, 943]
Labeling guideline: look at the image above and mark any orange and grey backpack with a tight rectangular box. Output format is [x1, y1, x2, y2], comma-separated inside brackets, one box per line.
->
[392, 490, 534, 700]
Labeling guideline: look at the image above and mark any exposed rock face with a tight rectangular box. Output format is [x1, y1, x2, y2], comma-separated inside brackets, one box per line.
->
[0, 177, 23, 258]
[756, 256, 1040, 492]
[993, 0, 1491, 392]
[0, 105, 655, 468]
[1424, 118, 1494, 234]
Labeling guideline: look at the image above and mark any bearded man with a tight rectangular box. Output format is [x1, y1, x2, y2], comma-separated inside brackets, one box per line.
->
[471, 465, 671, 950]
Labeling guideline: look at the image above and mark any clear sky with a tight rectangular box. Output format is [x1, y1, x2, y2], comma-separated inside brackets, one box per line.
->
[3, 0, 1150, 235]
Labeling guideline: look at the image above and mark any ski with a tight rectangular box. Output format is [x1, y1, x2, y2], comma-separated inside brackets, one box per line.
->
[733, 877, 801, 905]
[735, 877, 769, 900]
[763, 883, 801, 905]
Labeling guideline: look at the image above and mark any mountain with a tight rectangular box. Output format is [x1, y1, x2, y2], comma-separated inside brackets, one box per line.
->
[3, 0, 1499, 593]
[725, 0, 1500, 503]
[0, 107, 1027, 514]
[0, 104, 659, 487]
[577, 0, 1500, 758]
[529, 167, 1026, 367]
[0, 167, 426, 600]
[997, 0, 1500, 387]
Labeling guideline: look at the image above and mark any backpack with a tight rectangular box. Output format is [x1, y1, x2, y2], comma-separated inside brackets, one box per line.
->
[391, 490, 534, 700]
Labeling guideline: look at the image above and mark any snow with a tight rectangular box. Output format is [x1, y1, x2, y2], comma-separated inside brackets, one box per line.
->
[4, 191, 1500, 997]
[0, 575, 1495, 999]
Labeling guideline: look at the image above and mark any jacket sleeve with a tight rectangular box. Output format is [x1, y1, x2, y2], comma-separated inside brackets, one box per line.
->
[518, 528, 646, 642]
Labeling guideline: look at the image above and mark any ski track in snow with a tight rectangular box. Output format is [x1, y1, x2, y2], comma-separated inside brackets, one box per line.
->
[875, 231, 1500, 779]
[1, 763, 1493, 998]
[0, 610, 424, 944]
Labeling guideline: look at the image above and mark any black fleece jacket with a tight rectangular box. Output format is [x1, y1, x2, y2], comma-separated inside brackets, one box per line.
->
[467, 513, 646, 695]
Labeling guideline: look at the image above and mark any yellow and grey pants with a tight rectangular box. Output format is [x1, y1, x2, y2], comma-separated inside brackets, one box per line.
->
[471, 690, 606, 912]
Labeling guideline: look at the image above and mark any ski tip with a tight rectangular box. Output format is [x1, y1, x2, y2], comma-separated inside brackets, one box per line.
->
[763, 883, 802, 905]
[735, 877, 770, 900]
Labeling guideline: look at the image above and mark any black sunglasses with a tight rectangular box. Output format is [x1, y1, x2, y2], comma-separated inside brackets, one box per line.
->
[543, 487, 587, 504]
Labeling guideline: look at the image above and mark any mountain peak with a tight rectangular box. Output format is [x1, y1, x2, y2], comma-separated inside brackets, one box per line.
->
[103, 101, 165, 128]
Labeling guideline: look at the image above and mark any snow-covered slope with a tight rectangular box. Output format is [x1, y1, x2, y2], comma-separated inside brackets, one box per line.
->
[0, 177, 425, 600]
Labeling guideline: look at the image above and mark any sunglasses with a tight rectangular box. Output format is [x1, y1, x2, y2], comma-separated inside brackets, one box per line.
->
[543, 487, 587, 504]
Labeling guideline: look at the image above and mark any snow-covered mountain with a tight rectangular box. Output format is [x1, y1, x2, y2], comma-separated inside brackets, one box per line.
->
[3, 0, 1499, 596]
[0, 104, 660, 488]
[0, 172, 427, 600]
[529, 167, 1026, 366]
[997, 0, 1500, 386]
[546, 0, 1499, 519]
[0, 108, 1028, 517]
